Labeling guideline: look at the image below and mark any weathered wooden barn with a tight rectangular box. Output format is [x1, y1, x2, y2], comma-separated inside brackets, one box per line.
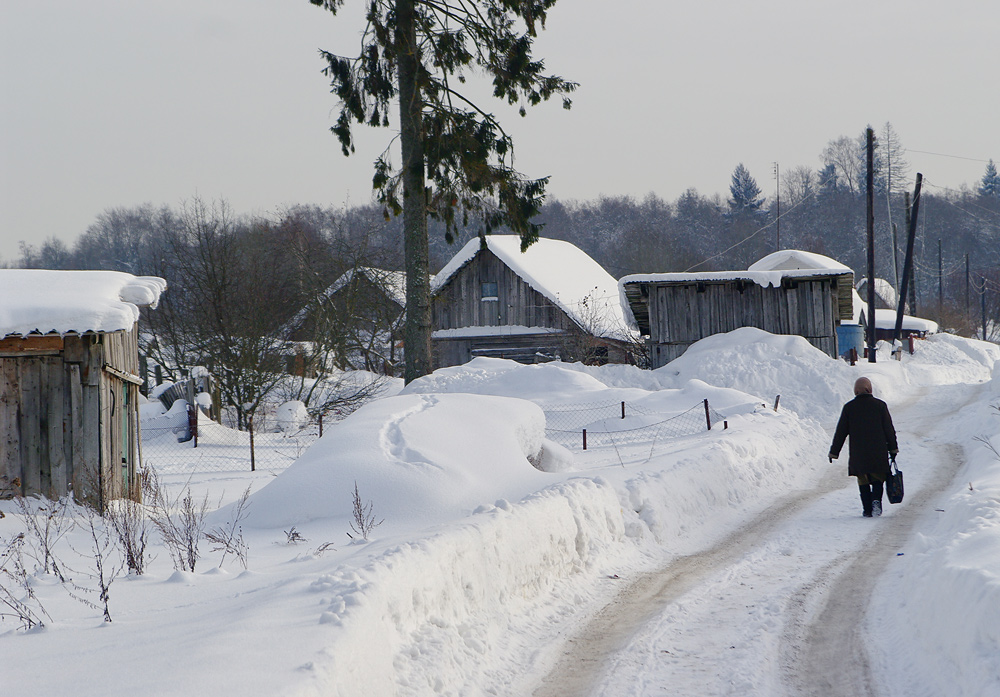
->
[0, 270, 166, 507]
[620, 250, 855, 368]
[431, 236, 635, 368]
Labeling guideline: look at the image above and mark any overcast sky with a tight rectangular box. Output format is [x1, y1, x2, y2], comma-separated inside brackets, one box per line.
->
[2, 0, 998, 263]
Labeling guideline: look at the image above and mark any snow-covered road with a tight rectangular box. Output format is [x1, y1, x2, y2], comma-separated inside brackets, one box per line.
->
[535, 380, 985, 697]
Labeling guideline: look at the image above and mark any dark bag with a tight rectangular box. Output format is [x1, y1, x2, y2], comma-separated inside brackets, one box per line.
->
[887, 459, 904, 504]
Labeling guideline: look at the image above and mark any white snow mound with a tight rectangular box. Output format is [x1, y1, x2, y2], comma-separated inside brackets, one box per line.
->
[243, 393, 550, 530]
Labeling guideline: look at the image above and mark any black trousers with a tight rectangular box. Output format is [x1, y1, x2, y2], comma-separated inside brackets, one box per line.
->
[857, 473, 885, 513]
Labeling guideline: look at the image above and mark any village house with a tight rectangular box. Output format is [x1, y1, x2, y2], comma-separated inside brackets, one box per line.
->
[620, 250, 856, 368]
[431, 236, 635, 368]
[0, 270, 166, 508]
[284, 266, 409, 376]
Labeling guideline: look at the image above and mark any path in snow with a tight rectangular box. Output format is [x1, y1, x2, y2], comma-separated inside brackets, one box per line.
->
[780, 442, 964, 697]
[532, 464, 847, 697]
[532, 382, 981, 697]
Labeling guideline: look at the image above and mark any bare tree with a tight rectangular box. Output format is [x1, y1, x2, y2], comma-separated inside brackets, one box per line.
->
[781, 166, 817, 207]
[142, 198, 299, 430]
[822, 135, 865, 195]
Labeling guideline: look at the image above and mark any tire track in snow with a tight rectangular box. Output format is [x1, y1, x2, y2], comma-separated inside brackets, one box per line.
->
[532, 382, 982, 697]
[779, 380, 974, 697]
[532, 463, 848, 697]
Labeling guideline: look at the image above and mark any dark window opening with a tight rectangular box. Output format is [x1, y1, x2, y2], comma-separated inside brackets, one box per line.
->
[481, 282, 498, 300]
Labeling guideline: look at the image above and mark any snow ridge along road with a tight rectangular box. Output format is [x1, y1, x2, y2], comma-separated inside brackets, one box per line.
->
[534, 381, 983, 697]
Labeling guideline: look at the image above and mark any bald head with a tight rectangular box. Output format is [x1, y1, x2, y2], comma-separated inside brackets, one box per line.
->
[854, 377, 873, 395]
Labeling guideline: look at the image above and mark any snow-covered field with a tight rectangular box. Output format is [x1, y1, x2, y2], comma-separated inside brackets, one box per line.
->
[2, 329, 998, 697]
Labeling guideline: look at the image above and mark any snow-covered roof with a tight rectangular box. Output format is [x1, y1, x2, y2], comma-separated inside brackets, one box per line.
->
[873, 309, 938, 333]
[432, 236, 631, 340]
[848, 289, 937, 333]
[748, 249, 852, 273]
[620, 267, 850, 288]
[622, 248, 852, 290]
[856, 277, 899, 309]
[330, 267, 408, 307]
[0, 270, 166, 338]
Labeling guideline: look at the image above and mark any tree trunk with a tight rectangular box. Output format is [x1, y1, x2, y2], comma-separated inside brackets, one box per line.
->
[396, 0, 432, 383]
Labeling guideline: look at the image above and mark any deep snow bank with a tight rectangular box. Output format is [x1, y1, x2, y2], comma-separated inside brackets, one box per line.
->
[872, 366, 1000, 697]
[241, 393, 549, 530]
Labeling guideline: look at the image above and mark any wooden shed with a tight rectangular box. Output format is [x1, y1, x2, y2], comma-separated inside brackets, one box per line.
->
[621, 250, 855, 368]
[0, 270, 166, 508]
[431, 236, 635, 368]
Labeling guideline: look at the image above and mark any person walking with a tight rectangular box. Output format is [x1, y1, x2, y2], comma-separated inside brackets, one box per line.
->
[829, 376, 898, 517]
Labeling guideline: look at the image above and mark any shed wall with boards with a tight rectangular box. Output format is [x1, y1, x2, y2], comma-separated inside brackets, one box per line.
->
[622, 272, 854, 368]
[0, 328, 143, 508]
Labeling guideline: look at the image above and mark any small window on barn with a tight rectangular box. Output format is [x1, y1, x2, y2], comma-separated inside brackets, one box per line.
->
[481, 282, 499, 301]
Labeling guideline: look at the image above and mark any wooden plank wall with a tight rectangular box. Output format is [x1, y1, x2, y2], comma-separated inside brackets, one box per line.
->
[433, 250, 576, 332]
[0, 329, 142, 505]
[645, 278, 841, 368]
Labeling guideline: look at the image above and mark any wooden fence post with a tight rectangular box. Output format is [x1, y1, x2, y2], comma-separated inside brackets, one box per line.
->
[621, 401, 625, 419]
[582, 428, 587, 451]
[773, 395, 781, 412]
[704, 399, 712, 431]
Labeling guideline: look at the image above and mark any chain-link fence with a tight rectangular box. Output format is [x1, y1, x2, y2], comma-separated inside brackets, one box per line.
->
[544, 399, 727, 452]
[140, 407, 322, 475]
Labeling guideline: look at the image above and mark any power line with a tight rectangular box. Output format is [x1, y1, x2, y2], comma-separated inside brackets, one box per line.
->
[684, 171, 838, 273]
[905, 149, 993, 164]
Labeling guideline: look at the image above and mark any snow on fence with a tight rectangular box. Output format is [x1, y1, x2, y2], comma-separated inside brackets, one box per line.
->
[544, 399, 727, 452]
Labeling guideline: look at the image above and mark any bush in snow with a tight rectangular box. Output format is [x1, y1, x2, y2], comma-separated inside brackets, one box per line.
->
[0, 531, 50, 630]
[146, 468, 209, 572]
[347, 481, 383, 542]
[275, 400, 309, 434]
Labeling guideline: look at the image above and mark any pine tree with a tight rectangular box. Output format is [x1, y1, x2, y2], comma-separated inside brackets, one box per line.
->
[980, 159, 1000, 198]
[728, 163, 764, 214]
[308, 0, 576, 382]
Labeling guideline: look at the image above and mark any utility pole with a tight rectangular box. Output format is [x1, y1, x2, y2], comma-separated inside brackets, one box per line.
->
[892, 223, 901, 291]
[773, 162, 780, 251]
[905, 192, 917, 315]
[938, 239, 943, 316]
[866, 128, 877, 362]
[894, 174, 922, 346]
[965, 253, 970, 314]
[983, 277, 988, 342]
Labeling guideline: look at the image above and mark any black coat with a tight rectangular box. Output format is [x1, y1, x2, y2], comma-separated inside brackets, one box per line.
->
[829, 393, 898, 476]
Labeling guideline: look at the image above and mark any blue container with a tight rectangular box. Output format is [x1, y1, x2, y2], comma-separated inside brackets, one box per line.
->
[836, 323, 865, 358]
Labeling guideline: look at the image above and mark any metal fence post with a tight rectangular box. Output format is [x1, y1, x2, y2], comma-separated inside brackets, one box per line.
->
[188, 403, 198, 448]
[583, 429, 587, 450]
[249, 415, 256, 472]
